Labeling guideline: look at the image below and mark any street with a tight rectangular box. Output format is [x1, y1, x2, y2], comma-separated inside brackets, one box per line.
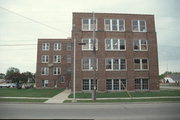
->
[0, 102, 180, 120]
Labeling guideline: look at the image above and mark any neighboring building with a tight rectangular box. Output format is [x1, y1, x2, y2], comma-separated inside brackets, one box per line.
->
[36, 39, 72, 89]
[164, 73, 180, 84]
[36, 12, 159, 91]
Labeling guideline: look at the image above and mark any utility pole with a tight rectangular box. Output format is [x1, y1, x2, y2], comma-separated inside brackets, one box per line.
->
[72, 24, 76, 103]
[92, 12, 96, 101]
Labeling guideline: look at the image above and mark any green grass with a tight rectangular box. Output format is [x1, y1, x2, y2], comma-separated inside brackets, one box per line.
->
[0, 98, 47, 102]
[64, 98, 180, 103]
[68, 90, 180, 98]
[0, 88, 64, 97]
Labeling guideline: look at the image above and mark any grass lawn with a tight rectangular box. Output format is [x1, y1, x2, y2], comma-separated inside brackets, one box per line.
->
[64, 98, 180, 103]
[0, 88, 64, 97]
[0, 98, 47, 102]
[68, 90, 180, 98]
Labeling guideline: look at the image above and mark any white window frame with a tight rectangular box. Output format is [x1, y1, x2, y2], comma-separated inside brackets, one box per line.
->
[82, 79, 98, 91]
[66, 42, 72, 51]
[135, 78, 149, 90]
[42, 80, 48, 87]
[82, 58, 98, 71]
[134, 40, 148, 51]
[104, 19, 125, 32]
[53, 67, 61, 75]
[106, 79, 127, 91]
[105, 38, 126, 51]
[41, 67, 49, 75]
[105, 58, 127, 71]
[42, 43, 50, 51]
[54, 43, 61, 51]
[82, 18, 97, 31]
[134, 58, 149, 70]
[82, 38, 98, 51]
[41, 55, 49, 63]
[53, 55, 61, 63]
[132, 20, 147, 32]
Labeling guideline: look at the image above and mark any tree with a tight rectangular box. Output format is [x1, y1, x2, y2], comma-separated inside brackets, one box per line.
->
[22, 71, 35, 83]
[0, 73, 5, 79]
[5, 67, 20, 81]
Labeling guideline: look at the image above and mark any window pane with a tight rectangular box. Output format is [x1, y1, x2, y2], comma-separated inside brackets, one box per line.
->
[119, 20, 124, 31]
[82, 19, 89, 30]
[106, 39, 111, 50]
[112, 20, 117, 30]
[113, 39, 118, 50]
[140, 20, 146, 32]
[120, 59, 126, 70]
[142, 79, 149, 89]
[135, 79, 141, 90]
[134, 40, 139, 50]
[142, 59, 148, 69]
[113, 59, 119, 70]
[105, 19, 110, 30]
[83, 79, 89, 90]
[82, 58, 89, 70]
[106, 79, 112, 90]
[82, 39, 89, 50]
[105, 59, 112, 70]
[141, 40, 147, 50]
[121, 79, 126, 90]
[134, 59, 140, 69]
[133, 20, 138, 32]
[113, 79, 119, 90]
[120, 40, 125, 50]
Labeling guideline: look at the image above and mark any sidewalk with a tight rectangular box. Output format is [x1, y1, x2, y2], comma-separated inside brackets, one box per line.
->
[44, 89, 71, 103]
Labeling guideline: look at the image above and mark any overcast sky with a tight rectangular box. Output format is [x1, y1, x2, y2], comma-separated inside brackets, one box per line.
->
[0, 0, 180, 74]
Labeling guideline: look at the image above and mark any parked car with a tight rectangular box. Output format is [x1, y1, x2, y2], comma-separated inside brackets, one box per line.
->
[0, 83, 16, 88]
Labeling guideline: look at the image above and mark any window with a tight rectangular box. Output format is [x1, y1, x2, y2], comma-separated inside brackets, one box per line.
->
[82, 58, 98, 71]
[135, 78, 149, 90]
[134, 59, 148, 70]
[67, 55, 72, 63]
[53, 55, 61, 63]
[82, 18, 97, 31]
[132, 20, 147, 32]
[67, 42, 72, 51]
[54, 43, 61, 51]
[41, 67, 49, 75]
[82, 38, 98, 50]
[82, 79, 98, 91]
[106, 79, 127, 91]
[53, 67, 61, 75]
[53, 80, 57, 88]
[41, 55, 49, 63]
[104, 19, 125, 31]
[105, 39, 125, 51]
[42, 43, 50, 51]
[42, 80, 48, 87]
[60, 76, 65, 83]
[105, 58, 126, 71]
[134, 40, 148, 51]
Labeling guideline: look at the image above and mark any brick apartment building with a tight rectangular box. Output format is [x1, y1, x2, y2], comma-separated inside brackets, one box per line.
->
[35, 12, 159, 91]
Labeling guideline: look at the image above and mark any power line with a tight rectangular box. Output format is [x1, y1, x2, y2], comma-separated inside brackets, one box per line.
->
[0, 6, 70, 35]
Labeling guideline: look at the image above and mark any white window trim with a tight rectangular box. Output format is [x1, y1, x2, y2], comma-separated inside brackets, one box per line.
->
[132, 20, 147, 32]
[81, 58, 98, 71]
[42, 80, 48, 87]
[42, 43, 50, 51]
[53, 55, 61, 63]
[106, 79, 127, 91]
[104, 19, 125, 32]
[53, 67, 61, 75]
[135, 78, 149, 91]
[81, 18, 98, 31]
[134, 58, 149, 71]
[105, 38, 126, 51]
[41, 55, 49, 63]
[41, 67, 49, 75]
[81, 38, 98, 51]
[54, 43, 61, 51]
[105, 58, 127, 71]
[134, 40, 148, 51]
[82, 79, 98, 91]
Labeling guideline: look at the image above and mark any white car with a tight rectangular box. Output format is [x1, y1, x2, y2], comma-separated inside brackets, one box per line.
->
[0, 83, 16, 88]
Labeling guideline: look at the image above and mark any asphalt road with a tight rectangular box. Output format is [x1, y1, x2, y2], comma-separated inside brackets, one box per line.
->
[0, 102, 180, 120]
